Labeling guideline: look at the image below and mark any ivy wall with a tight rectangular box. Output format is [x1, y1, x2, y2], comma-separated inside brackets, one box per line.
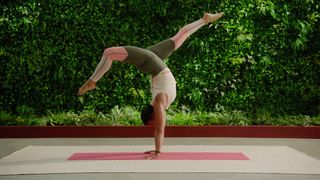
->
[1, 0, 319, 116]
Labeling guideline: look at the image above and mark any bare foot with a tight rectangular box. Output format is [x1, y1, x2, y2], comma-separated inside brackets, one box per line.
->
[203, 12, 224, 24]
[77, 79, 96, 96]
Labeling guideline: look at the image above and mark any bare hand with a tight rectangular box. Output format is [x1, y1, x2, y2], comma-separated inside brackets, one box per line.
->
[144, 150, 157, 154]
[144, 153, 160, 160]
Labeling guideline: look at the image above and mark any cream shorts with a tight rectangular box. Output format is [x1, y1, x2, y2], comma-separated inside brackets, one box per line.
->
[151, 68, 176, 109]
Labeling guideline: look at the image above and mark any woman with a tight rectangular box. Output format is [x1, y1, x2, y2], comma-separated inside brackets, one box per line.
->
[78, 12, 224, 159]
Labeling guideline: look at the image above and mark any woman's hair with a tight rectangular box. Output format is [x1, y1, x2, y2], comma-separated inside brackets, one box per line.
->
[141, 104, 154, 125]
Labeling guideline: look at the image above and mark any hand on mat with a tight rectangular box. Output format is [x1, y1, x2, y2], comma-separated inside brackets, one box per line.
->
[144, 153, 160, 160]
[144, 150, 157, 154]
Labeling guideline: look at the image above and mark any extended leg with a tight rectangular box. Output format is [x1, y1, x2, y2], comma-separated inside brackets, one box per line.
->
[77, 47, 128, 96]
[147, 12, 224, 61]
[170, 12, 224, 50]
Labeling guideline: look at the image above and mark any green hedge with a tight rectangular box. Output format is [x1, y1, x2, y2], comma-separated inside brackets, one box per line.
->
[1, 107, 319, 126]
[1, 0, 319, 116]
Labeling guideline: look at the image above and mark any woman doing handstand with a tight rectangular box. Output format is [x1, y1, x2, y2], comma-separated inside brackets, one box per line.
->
[77, 12, 224, 159]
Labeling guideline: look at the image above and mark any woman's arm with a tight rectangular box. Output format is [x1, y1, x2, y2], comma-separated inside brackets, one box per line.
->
[145, 93, 167, 159]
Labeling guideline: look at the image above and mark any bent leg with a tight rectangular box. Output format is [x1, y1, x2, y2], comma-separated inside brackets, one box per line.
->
[77, 47, 128, 96]
[90, 47, 128, 82]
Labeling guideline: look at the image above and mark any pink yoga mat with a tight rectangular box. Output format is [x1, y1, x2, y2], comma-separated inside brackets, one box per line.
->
[68, 152, 249, 160]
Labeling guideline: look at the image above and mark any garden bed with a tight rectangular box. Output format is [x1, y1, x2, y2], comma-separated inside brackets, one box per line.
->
[1, 125, 319, 138]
